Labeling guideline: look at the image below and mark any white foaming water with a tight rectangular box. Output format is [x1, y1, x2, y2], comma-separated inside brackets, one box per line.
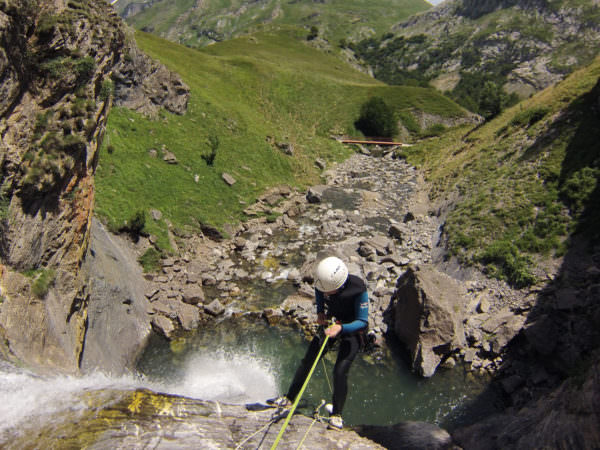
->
[0, 350, 278, 436]
[0, 363, 143, 434]
[163, 351, 278, 403]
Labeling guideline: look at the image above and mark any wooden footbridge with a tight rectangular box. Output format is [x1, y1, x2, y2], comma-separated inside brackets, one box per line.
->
[337, 137, 411, 146]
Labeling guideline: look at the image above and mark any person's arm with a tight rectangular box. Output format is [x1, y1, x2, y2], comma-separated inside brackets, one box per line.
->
[340, 291, 368, 335]
[315, 289, 327, 325]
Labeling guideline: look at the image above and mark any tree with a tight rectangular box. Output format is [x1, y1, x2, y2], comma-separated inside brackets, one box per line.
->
[355, 96, 398, 138]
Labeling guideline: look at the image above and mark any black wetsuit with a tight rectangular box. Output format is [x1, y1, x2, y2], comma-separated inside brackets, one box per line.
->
[286, 275, 368, 415]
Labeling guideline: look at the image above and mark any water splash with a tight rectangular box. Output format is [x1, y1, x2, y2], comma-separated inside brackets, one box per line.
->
[0, 349, 278, 436]
[163, 351, 278, 403]
[0, 362, 142, 434]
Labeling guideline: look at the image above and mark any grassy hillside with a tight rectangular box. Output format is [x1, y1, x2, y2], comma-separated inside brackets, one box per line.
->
[401, 56, 600, 287]
[121, 0, 430, 48]
[95, 29, 467, 251]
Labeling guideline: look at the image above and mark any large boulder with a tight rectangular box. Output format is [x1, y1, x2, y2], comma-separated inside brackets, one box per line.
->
[391, 265, 467, 377]
[354, 421, 455, 450]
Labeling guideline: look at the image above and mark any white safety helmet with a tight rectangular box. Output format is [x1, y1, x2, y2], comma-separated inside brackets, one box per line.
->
[314, 256, 348, 292]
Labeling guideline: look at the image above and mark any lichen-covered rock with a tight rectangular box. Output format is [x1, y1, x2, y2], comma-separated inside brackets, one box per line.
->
[3, 388, 385, 449]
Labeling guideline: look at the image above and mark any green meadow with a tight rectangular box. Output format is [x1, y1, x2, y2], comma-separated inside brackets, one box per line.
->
[401, 56, 600, 286]
[95, 29, 467, 251]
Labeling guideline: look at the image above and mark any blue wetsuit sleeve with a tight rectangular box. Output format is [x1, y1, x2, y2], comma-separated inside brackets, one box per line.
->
[341, 291, 368, 335]
[315, 289, 325, 314]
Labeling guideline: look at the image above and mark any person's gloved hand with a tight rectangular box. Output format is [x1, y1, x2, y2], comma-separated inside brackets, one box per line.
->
[325, 323, 342, 338]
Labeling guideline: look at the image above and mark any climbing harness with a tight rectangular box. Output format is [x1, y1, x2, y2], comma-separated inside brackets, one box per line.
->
[270, 334, 330, 450]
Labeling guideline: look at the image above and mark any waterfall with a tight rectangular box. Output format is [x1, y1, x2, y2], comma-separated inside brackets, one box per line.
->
[0, 350, 278, 437]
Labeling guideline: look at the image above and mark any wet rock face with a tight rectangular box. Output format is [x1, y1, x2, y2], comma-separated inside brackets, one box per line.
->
[6, 388, 385, 449]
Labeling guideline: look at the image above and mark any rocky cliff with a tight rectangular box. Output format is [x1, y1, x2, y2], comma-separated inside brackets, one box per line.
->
[0, 0, 188, 373]
[353, 0, 600, 97]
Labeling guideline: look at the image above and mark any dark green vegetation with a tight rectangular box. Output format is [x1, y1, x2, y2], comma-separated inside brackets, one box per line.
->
[118, 0, 430, 49]
[400, 57, 600, 287]
[355, 96, 399, 138]
[0, 0, 121, 200]
[95, 30, 467, 251]
[351, 0, 600, 119]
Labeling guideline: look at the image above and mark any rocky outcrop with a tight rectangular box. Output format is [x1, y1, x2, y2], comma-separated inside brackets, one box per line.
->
[355, 421, 457, 450]
[390, 265, 467, 377]
[453, 351, 600, 449]
[112, 41, 190, 117]
[6, 388, 386, 449]
[371, 0, 600, 96]
[0, 0, 189, 373]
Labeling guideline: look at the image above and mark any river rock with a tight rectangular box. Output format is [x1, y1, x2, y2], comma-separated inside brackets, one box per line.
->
[306, 185, 327, 203]
[151, 315, 176, 338]
[176, 302, 200, 330]
[391, 265, 467, 377]
[354, 421, 455, 450]
[205, 299, 226, 316]
[182, 284, 205, 305]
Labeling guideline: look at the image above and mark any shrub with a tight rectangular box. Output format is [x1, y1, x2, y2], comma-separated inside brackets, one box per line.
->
[99, 79, 113, 101]
[202, 135, 219, 166]
[478, 240, 536, 288]
[138, 247, 162, 273]
[560, 167, 599, 216]
[355, 96, 398, 138]
[397, 111, 420, 134]
[420, 123, 446, 138]
[120, 210, 147, 241]
[510, 106, 551, 128]
[31, 269, 56, 298]
[307, 26, 319, 41]
[74, 56, 95, 83]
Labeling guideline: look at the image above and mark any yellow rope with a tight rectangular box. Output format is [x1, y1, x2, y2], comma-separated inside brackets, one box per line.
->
[270, 335, 329, 450]
[234, 416, 277, 450]
[321, 357, 332, 394]
[295, 400, 326, 450]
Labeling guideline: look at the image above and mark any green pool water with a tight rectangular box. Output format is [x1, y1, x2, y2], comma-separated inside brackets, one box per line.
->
[137, 317, 497, 430]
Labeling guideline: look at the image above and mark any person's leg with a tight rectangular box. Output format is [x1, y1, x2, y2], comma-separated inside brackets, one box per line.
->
[331, 334, 360, 415]
[286, 334, 329, 402]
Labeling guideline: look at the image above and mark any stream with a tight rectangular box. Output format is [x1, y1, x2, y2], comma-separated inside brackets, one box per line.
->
[0, 152, 496, 443]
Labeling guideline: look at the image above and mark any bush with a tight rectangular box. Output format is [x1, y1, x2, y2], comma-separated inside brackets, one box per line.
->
[355, 96, 398, 138]
[202, 135, 219, 166]
[99, 79, 114, 101]
[510, 106, 551, 128]
[120, 210, 147, 241]
[420, 123, 446, 138]
[560, 167, 599, 216]
[307, 26, 318, 41]
[138, 247, 162, 273]
[478, 241, 536, 288]
[31, 269, 56, 298]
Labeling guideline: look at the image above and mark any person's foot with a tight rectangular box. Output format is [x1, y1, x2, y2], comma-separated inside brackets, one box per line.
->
[266, 396, 291, 408]
[328, 414, 343, 431]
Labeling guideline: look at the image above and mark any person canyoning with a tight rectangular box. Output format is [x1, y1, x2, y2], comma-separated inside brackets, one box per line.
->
[268, 256, 369, 431]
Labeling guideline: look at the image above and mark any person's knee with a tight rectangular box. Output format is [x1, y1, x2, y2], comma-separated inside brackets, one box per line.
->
[334, 360, 351, 379]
